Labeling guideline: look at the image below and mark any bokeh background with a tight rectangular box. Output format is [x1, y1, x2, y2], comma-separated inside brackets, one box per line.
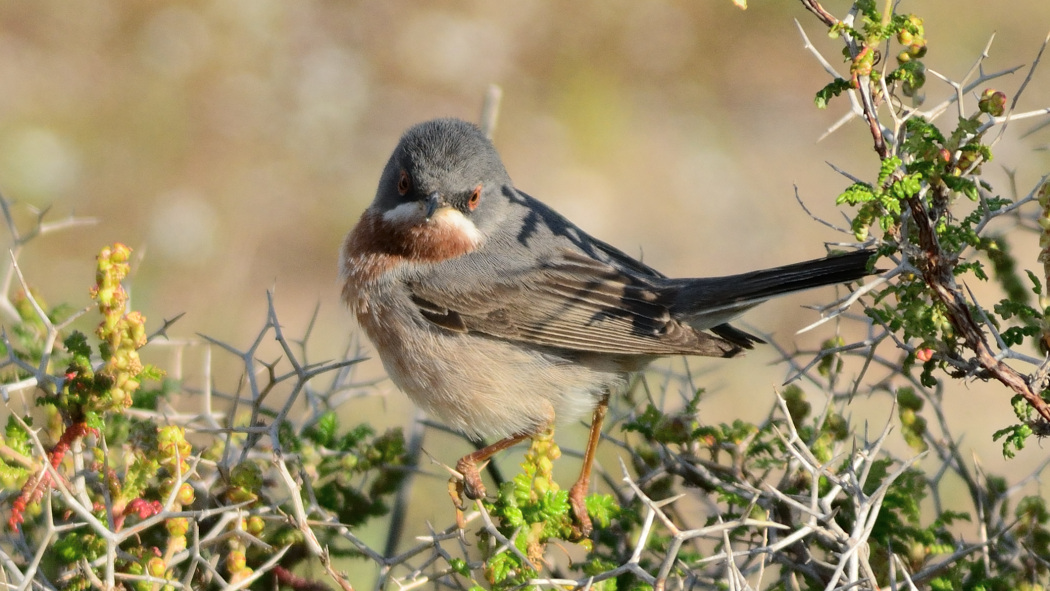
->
[2, 0, 1049, 572]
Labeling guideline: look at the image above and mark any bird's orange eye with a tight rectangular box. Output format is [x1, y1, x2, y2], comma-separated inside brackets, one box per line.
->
[468, 184, 482, 210]
[397, 170, 412, 196]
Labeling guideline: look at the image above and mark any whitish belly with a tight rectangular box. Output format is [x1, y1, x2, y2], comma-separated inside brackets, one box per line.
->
[357, 304, 625, 440]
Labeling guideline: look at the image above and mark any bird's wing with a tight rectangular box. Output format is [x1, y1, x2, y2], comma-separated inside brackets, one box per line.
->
[406, 249, 742, 357]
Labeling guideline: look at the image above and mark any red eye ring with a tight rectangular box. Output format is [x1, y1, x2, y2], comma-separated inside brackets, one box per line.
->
[468, 184, 482, 210]
[397, 170, 412, 196]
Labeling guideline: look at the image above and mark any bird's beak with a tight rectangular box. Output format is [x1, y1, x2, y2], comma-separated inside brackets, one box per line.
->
[424, 192, 444, 221]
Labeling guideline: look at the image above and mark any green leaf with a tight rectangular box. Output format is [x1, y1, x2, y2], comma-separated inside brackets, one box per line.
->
[449, 557, 470, 576]
[1001, 325, 1040, 347]
[64, 330, 92, 360]
[85, 411, 105, 433]
[815, 78, 853, 109]
[123, 455, 160, 502]
[955, 115, 982, 138]
[138, 364, 166, 382]
[941, 175, 978, 200]
[621, 403, 663, 439]
[782, 384, 811, 424]
[1027, 269, 1043, 296]
[307, 411, 339, 448]
[836, 182, 876, 205]
[903, 116, 946, 147]
[5, 415, 32, 457]
[854, 0, 878, 20]
[879, 156, 904, 186]
[889, 173, 922, 201]
[487, 552, 514, 583]
[338, 423, 375, 450]
[992, 423, 1032, 459]
[585, 494, 620, 529]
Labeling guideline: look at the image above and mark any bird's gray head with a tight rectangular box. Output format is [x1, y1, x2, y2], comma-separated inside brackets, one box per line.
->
[371, 118, 514, 242]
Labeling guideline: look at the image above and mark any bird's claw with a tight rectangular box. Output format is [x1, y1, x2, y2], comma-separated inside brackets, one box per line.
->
[449, 456, 487, 530]
[448, 459, 489, 531]
[455, 457, 488, 500]
[447, 477, 469, 510]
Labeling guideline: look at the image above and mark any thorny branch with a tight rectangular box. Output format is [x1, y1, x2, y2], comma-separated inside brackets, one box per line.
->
[800, 0, 1050, 423]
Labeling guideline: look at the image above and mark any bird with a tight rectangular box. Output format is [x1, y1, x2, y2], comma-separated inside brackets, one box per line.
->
[340, 117, 873, 537]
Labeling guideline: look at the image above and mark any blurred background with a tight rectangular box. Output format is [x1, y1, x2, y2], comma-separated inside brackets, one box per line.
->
[1, 0, 1048, 567]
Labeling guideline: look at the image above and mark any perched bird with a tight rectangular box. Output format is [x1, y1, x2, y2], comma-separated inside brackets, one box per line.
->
[340, 118, 872, 536]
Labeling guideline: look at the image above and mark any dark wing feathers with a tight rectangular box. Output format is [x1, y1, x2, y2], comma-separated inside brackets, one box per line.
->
[406, 247, 872, 359]
[407, 249, 742, 357]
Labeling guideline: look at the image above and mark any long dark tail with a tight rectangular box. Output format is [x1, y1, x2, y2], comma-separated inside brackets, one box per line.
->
[670, 249, 875, 331]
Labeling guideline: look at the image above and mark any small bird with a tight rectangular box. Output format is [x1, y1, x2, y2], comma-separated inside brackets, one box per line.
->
[340, 118, 872, 536]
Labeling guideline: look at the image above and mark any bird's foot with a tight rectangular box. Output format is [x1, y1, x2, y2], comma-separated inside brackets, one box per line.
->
[448, 457, 488, 530]
[447, 476, 467, 508]
[450, 456, 487, 506]
[567, 480, 593, 540]
[457, 456, 487, 500]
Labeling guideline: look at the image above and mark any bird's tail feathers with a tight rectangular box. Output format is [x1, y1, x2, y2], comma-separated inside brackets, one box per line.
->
[672, 249, 874, 330]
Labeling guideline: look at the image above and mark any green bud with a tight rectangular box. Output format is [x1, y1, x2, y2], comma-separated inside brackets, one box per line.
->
[247, 515, 265, 536]
[147, 557, 166, 578]
[166, 517, 190, 537]
[226, 551, 246, 574]
[907, 15, 924, 36]
[176, 483, 195, 506]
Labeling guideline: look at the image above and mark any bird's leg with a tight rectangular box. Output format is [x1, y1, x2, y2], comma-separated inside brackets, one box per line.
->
[568, 393, 609, 538]
[450, 431, 533, 509]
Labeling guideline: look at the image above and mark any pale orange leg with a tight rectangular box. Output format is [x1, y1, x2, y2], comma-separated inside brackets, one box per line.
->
[450, 432, 533, 508]
[567, 394, 610, 538]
